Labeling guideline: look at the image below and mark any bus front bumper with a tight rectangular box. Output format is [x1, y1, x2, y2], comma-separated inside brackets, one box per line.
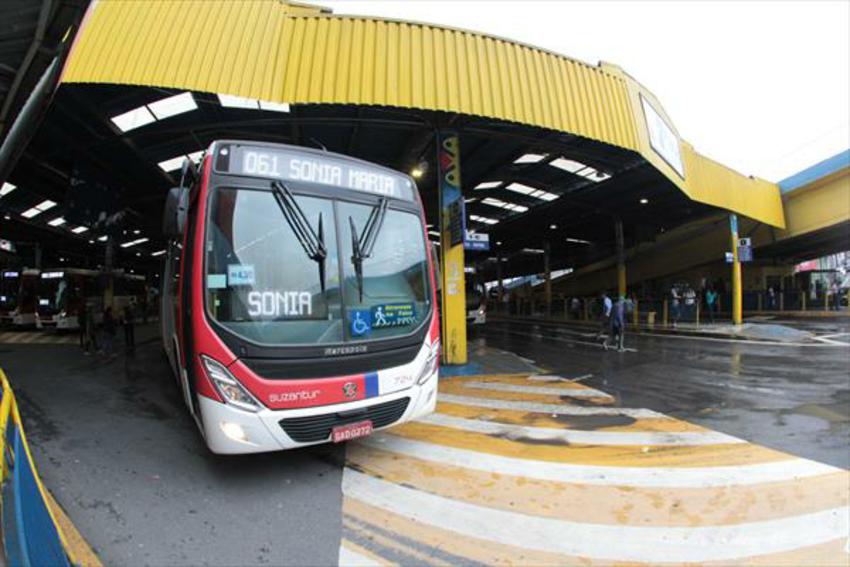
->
[197, 370, 438, 455]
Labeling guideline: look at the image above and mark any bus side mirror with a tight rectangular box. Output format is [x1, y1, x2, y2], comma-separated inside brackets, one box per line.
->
[162, 187, 189, 238]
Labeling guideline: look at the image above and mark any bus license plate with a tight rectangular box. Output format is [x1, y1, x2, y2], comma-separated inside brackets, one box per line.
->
[332, 420, 373, 443]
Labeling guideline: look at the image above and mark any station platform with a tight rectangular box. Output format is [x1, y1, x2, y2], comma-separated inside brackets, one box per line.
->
[488, 312, 849, 344]
[1, 322, 848, 565]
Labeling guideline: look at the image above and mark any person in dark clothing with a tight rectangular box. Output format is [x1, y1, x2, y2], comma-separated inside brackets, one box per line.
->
[101, 307, 117, 356]
[595, 291, 613, 343]
[606, 295, 626, 352]
[123, 302, 136, 350]
[706, 287, 718, 323]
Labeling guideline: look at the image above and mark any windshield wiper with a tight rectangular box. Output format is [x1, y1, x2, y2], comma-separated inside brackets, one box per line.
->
[271, 181, 328, 293]
[349, 198, 389, 302]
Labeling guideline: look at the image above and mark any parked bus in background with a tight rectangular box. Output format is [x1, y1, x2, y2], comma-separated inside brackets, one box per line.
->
[161, 140, 439, 454]
[0, 269, 21, 324]
[113, 271, 146, 314]
[10, 268, 40, 327]
[36, 268, 101, 330]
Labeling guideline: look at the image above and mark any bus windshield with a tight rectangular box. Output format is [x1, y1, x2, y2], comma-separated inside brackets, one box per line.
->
[205, 186, 431, 346]
[38, 272, 74, 314]
[0, 273, 19, 309]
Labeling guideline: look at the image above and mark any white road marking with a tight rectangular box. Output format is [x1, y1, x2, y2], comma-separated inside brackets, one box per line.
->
[528, 373, 593, 383]
[343, 469, 849, 563]
[460, 380, 614, 399]
[360, 435, 840, 488]
[421, 412, 746, 446]
[338, 543, 382, 567]
[818, 332, 850, 339]
[499, 328, 639, 352]
[813, 336, 849, 346]
[489, 320, 850, 347]
[439, 393, 661, 418]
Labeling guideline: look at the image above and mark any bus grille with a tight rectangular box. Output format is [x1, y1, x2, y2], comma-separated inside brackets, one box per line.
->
[278, 397, 410, 443]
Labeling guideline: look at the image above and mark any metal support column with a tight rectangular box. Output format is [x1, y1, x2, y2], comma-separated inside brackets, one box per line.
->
[437, 131, 467, 364]
[615, 219, 626, 298]
[729, 214, 743, 325]
[544, 242, 552, 317]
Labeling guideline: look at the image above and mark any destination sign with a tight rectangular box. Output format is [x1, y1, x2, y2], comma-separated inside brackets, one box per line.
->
[219, 144, 415, 201]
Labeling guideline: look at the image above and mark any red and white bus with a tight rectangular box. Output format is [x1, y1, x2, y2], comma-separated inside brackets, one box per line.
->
[8, 268, 40, 327]
[161, 141, 439, 454]
[36, 268, 101, 330]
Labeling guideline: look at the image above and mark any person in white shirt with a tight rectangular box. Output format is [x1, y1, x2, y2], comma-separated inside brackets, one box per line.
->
[595, 291, 613, 342]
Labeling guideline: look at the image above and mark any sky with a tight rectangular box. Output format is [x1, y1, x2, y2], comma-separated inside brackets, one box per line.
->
[320, 0, 849, 182]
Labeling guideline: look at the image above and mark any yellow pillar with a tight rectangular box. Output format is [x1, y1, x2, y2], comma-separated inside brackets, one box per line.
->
[801, 291, 806, 311]
[729, 214, 742, 325]
[633, 299, 639, 328]
[544, 242, 552, 318]
[662, 299, 668, 326]
[757, 293, 763, 311]
[437, 132, 467, 364]
[615, 219, 626, 297]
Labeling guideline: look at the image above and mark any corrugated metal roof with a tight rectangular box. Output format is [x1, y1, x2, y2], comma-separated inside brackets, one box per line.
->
[60, 0, 785, 227]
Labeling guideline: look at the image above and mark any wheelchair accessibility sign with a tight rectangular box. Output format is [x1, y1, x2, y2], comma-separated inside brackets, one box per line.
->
[350, 310, 372, 337]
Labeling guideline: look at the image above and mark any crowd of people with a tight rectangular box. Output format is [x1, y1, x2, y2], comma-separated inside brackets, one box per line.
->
[79, 301, 141, 357]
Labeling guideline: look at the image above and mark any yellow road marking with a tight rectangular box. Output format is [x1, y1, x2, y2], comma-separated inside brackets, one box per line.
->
[44, 489, 103, 567]
[443, 373, 597, 390]
[347, 443, 850, 526]
[704, 538, 850, 566]
[439, 381, 614, 404]
[389, 421, 793, 467]
[344, 495, 580, 566]
[434, 401, 707, 432]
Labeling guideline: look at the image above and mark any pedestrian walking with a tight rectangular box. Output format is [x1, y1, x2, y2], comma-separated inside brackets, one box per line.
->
[123, 302, 136, 351]
[767, 286, 776, 310]
[595, 291, 613, 343]
[670, 286, 681, 328]
[570, 296, 581, 320]
[830, 280, 841, 310]
[607, 295, 627, 351]
[706, 287, 718, 323]
[100, 307, 117, 357]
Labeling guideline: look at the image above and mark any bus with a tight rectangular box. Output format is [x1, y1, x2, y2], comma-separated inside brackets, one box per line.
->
[36, 268, 101, 330]
[161, 141, 439, 454]
[9, 269, 40, 327]
[0, 269, 21, 324]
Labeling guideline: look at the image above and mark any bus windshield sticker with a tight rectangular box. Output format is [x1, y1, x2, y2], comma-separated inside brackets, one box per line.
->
[207, 274, 227, 289]
[227, 264, 255, 286]
[371, 303, 417, 328]
[222, 145, 414, 201]
[349, 309, 372, 337]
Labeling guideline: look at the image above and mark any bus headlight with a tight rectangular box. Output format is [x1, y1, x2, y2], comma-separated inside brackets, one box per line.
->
[416, 340, 440, 385]
[201, 356, 261, 413]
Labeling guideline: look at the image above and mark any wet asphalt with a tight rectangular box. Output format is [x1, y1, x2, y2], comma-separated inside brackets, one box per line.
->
[0, 318, 847, 564]
[1, 328, 345, 566]
[472, 319, 850, 469]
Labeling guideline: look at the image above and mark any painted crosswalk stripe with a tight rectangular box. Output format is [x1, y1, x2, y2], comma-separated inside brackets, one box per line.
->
[458, 380, 613, 399]
[338, 540, 384, 567]
[343, 469, 849, 563]
[420, 412, 745, 446]
[439, 393, 662, 418]
[347, 443, 850, 527]
[360, 434, 839, 488]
